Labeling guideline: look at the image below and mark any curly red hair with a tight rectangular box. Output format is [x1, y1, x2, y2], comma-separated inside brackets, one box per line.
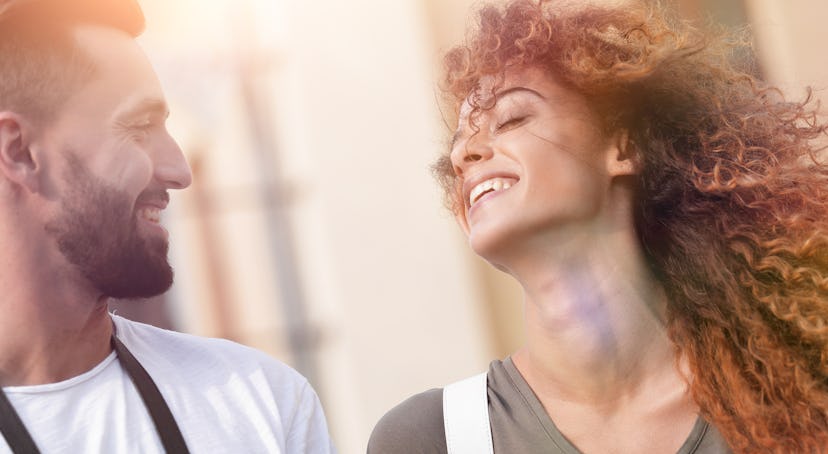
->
[435, 0, 828, 451]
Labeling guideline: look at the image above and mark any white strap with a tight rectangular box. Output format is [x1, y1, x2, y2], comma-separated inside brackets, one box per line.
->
[443, 372, 494, 454]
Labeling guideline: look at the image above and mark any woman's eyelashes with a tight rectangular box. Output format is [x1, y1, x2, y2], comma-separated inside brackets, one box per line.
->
[493, 114, 528, 133]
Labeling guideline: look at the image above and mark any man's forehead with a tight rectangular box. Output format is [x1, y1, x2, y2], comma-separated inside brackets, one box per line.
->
[54, 23, 167, 123]
[72, 23, 158, 83]
[73, 22, 136, 48]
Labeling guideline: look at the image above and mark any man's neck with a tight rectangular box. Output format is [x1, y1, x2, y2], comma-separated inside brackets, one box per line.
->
[0, 296, 113, 387]
[0, 235, 114, 387]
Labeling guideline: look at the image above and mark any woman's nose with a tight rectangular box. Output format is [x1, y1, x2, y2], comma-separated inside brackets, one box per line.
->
[449, 133, 494, 177]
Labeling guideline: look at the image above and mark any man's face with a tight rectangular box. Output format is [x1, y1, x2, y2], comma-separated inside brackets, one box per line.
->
[46, 155, 174, 298]
[36, 24, 192, 298]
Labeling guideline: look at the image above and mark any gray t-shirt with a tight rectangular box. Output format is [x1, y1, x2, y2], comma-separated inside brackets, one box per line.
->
[368, 358, 732, 453]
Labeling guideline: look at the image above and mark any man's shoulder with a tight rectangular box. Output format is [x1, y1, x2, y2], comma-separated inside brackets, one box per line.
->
[110, 317, 335, 452]
[111, 315, 307, 388]
[368, 388, 447, 454]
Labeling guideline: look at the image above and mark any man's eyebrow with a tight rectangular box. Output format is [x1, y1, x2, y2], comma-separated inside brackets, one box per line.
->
[115, 98, 169, 122]
[449, 86, 546, 149]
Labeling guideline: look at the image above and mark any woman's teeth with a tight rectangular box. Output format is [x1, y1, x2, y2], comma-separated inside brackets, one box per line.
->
[470, 178, 514, 206]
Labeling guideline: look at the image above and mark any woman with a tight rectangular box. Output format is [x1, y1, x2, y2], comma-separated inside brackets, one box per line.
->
[369, 0, 828, 452]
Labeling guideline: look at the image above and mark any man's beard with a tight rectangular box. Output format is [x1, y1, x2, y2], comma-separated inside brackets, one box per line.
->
[45, 155, 174, 299]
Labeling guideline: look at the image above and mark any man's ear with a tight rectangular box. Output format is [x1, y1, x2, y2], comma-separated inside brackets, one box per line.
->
[0, 112, 40, 192]
[605, 129, 639, 178]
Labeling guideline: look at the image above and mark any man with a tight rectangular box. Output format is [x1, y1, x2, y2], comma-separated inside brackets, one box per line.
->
[0, 0, 335, 452]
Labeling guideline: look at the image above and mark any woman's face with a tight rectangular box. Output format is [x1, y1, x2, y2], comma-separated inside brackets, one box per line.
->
[449, 67, 634, 261]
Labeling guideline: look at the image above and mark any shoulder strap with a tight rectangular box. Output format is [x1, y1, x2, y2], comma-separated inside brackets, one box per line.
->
[0, 388, 40, 454]
[112, 336, 190, 454]
[443, 372, 494, 454]
[0, 337, 190, 454]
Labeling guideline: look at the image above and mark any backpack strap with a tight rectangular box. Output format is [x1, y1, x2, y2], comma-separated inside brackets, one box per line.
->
[443, 372, 494, 454]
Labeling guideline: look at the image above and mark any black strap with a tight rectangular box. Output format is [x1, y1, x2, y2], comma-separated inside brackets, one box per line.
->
[0, 385, 39, 454]
[0, 336, 190, 454]
[112, 336, 190, 454]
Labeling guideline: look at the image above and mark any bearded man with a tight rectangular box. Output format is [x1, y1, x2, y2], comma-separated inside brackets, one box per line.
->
[0, 0, 335, 452]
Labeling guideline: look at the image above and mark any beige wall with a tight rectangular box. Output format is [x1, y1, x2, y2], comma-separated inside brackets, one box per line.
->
[746, 0, 828, 105]
[139, 1, 496, 453]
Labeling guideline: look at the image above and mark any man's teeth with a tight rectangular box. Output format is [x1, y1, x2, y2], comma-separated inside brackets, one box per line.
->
[139, 207, 161, 223]
[470, 178, 514, 206]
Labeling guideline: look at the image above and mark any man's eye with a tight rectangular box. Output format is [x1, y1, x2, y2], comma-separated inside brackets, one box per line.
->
[133, 120, 154, 130]
[127, 121, 154, 141]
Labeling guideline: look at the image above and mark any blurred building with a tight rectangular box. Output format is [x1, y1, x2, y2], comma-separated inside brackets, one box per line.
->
[121, 1, 828, 453]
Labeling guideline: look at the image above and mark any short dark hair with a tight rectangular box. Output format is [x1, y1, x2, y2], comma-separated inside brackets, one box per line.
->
[0, 0, 146, 122]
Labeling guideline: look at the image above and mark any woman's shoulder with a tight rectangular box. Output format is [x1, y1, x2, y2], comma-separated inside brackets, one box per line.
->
[367, 388, 447, 454]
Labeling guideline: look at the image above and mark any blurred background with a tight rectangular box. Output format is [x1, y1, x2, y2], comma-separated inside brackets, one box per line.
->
[111, 0, 828, 452]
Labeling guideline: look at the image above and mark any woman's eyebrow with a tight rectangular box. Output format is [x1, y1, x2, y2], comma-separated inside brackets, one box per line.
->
[494, 86, 546, 102]
[450, 86, 545, 150]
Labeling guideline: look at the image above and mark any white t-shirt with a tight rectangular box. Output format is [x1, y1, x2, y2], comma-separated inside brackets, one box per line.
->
[0, 315, 336, 453]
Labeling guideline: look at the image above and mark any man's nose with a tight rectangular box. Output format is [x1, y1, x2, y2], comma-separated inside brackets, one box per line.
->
[153, 132, 192, 189]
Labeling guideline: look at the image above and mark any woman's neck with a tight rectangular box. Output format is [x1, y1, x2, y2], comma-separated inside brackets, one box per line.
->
[504, 225, 683, 405]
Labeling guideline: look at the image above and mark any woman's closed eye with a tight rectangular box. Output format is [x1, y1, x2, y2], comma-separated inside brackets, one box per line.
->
[494, 115, 528, 133]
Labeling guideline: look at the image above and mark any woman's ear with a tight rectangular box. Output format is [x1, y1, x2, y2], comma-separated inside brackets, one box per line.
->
[0, 112, 40, 192]
[606, 129, 639, 177]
